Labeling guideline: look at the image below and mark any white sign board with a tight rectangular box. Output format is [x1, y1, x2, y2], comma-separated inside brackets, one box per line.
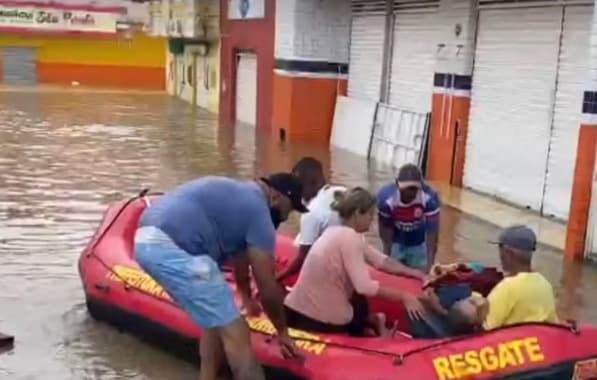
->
[228, 0, 264, 20]
[0, 2, 122, 34]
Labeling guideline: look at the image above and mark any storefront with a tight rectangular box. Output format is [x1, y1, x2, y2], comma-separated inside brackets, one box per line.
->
[0, 1, 166, 89]
[463, 2, 592, 220]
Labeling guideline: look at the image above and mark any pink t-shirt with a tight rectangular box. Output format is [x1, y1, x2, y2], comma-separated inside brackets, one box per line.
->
[284, 225, 388, 325]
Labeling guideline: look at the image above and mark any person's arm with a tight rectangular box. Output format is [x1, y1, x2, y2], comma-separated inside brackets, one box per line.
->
[248, 248, 289, 333]
[341, 233, 426, 320]
[276, 212, 321, 282]
[245, 206, 289, 335]
[424, 191, 441, 267]
[376, 188, 395, 256]
[233, 255, 253, 302]
[340, 234, 381, 296]
[365, 243, 426, 281]
[276, 245, 309, 283]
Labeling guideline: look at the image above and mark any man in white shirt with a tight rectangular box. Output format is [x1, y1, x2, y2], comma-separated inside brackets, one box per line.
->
[276, 157, 346, 282]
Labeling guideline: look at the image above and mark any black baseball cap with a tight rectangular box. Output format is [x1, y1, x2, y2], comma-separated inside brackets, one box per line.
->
[490, 225, 537, 252]
[396, 163, 423, 189]
[262, 173, 309, 213]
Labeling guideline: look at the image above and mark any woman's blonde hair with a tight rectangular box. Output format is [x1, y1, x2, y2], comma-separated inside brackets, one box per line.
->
[330, 187, 376, 219]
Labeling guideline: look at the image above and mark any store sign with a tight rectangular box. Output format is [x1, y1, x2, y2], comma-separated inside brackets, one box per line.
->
[0, 3, 122, 34]
[228, 0, 264, 20]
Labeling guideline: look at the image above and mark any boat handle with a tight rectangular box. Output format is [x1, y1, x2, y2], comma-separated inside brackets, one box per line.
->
[94, 283, 111, 293]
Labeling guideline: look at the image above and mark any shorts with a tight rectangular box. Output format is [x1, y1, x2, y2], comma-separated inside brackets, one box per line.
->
[135, 226, 240, 329]
[391, 242, 428, 271]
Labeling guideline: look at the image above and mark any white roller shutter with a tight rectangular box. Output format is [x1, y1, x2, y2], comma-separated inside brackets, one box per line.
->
[235, 53, 258, 126]
[464, 7, 562, 210]
[542, 5, 592, 219]
[388, 8, 438, 113]
[347, 1, 386, 102]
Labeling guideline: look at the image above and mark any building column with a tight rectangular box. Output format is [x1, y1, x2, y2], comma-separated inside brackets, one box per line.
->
[427, 0, 477, 186]
[271, 0, 350, 144]
[565, 3, 597, 260]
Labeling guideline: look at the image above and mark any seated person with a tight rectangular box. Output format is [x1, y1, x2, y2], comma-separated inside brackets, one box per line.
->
[412, 225, 558, 338]
[283, 187, 428, 337]
[410, 262, 503, 338]
[484, 225, 558, 330]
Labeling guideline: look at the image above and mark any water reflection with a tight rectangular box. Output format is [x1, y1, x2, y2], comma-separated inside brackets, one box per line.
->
[0, 89, 596, 379]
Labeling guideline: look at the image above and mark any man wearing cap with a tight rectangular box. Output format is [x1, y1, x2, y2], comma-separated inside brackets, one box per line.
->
[483, 224, 558, 330]
[134, 174, 307, 380]
[376, 163, 440, 271]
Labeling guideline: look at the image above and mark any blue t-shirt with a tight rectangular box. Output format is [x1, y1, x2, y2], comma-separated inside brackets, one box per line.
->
[376, 182, 441, 247]
[139, 176, 276, 264]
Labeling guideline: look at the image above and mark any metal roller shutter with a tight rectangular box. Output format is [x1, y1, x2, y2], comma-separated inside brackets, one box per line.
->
[2, 48, 37, 86]
[464, 7, 562, 210]
[235, 53, 258, 127]
[388, 2, 439, 113]
[542, 5, 592, 219]
[347, 1, 386, 102]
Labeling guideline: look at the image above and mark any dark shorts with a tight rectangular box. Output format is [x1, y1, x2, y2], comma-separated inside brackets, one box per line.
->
[285, 294, 370, 337]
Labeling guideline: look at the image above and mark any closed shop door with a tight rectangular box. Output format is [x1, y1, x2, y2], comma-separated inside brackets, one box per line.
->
[464, 7, 562, 210]
[346, 1, 386, 102]
[388, 8, 438, 113]
[235, 53, 257, 126]
[542, 5, 592, 219]
[2, 47, 37, 86]
[196, 56, 209, 109]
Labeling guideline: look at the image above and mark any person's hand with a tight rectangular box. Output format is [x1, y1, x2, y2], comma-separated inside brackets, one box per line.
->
[421, 288, 448, 316]
[403, 294, 426, 321]
[277, 331, 304, 363]
[241, 297, 262, 317]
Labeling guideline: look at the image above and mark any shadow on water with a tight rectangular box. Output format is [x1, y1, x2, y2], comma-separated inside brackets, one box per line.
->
[0, 90, 596, 379]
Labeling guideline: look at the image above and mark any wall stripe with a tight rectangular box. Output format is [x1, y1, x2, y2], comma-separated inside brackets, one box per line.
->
[433, 73, 472, 93]
[275, 59, 348, 75]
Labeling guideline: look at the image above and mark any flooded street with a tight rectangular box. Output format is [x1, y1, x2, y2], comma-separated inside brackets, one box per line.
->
[1, 90, 597, 379]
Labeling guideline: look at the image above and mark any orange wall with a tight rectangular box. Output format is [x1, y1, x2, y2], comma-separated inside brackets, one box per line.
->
[427, 93, 471, 186]
[0, 32, 166, 89]
[272, 73, 347, 143]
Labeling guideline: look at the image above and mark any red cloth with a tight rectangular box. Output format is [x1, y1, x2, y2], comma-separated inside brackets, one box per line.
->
[424, 266, 504, 297]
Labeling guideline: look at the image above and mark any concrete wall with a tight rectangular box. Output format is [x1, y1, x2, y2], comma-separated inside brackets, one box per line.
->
[272, 0, 350, 143]
[219, 0, 275, 131]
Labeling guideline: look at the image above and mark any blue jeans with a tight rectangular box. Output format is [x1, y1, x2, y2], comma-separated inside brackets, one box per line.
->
[135, 226, 240, 329]
[391, 242, 428, 271]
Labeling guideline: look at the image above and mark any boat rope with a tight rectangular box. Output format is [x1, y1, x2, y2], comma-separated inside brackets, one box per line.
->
[85, 190, 583, 365]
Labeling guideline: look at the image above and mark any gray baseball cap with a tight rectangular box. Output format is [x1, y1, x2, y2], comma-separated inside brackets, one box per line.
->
[490, 225, 537, 252]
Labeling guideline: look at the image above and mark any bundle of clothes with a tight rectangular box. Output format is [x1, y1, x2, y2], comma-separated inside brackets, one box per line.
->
[411, 262, 504, 338]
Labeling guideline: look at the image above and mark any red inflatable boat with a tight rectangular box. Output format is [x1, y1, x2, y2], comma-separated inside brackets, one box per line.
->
[79, 191, 597, 380]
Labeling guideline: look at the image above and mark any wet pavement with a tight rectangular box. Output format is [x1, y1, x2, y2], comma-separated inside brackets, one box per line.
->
[1, 89, 597, 379]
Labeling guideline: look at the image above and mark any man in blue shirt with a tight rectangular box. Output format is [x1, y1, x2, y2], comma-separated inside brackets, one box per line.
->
[376, 163, 441, 271]
[134, 173, 308, 380]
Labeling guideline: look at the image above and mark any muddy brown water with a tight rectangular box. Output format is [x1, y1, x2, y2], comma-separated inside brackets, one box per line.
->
[1, 90, 596, 379]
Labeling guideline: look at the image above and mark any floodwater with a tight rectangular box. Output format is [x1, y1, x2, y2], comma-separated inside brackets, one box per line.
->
[1, 89, 597, 379]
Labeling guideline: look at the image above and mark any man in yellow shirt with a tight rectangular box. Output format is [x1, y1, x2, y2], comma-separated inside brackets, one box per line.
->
[483, 225, 558, 330]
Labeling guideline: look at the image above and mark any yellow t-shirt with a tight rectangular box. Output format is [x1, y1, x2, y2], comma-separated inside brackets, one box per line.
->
[483, 272, 558, 330]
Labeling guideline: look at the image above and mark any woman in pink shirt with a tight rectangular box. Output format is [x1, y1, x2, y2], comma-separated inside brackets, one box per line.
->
[284, 187, 427, 337]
